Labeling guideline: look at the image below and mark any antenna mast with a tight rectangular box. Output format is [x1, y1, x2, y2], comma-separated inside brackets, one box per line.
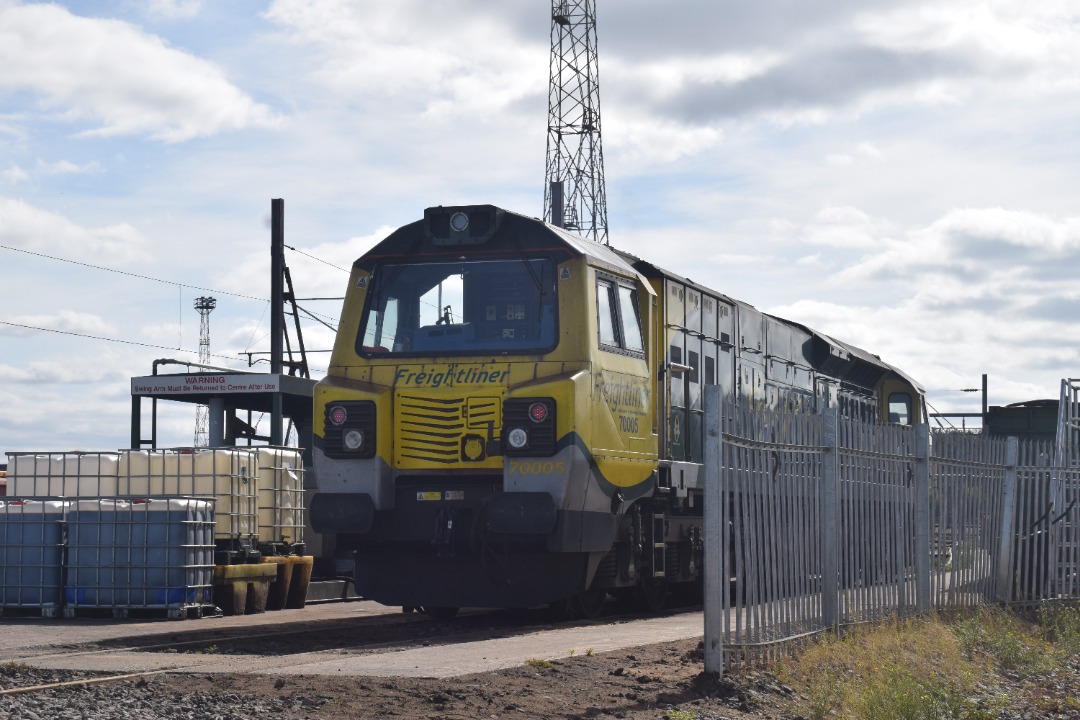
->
[193, 295, 217, 447]
[544, 0, 609, 245]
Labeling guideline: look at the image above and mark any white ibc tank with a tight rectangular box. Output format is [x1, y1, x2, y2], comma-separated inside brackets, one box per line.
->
[6, 453, 119, 497]
[256, 448, 305, 545]
[118, 449, 256, 541]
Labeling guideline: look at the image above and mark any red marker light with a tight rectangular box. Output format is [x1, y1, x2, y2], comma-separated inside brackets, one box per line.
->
[328, 406, 348, 425]
[528, 402, 549, 423]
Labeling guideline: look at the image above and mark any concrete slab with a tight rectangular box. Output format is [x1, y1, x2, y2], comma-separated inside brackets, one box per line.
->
[2, 603, 705, 679]
[252, 612, 705, 678]
[0, 601, 392, 658]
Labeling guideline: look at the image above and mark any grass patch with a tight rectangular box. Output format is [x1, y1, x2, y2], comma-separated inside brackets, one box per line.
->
[956, 606, 1062, 677]
[524, 658, 554, 669]
[777, 606, 1078, 720]
[1040, 603, 1080, 656]
[780, 617, 983, 720]
[663, 710, 695, 720]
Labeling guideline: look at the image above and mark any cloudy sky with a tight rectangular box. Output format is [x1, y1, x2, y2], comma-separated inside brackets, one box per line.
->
[2, 0, 1079, 458]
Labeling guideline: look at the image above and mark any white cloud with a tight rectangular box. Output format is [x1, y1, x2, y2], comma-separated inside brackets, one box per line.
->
[804, 205, 895, 250]
[765, 204, 1080, 408]
[1, 164, 27, 183]
[0, 196, 150, 263]
[1, 309, 116, 338]
[36, 159, 102, 175]
[606, 116, 724, 168]
[263, 0, 544, 118]
[0, 2, 279, 142]
[0, 358, 122, 385]
[144, 0, 202, 20]
[631, 1, 1080, 127]
[835, 208, 1080, 283]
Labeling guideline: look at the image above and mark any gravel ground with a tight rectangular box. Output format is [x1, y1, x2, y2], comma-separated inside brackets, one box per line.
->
[3, 637, 1079, 719]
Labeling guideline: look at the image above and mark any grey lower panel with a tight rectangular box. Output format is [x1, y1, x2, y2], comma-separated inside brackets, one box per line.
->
[548, 510, 617, 553]
[309, 493, 375, 534]
[486, 492, 557, 534]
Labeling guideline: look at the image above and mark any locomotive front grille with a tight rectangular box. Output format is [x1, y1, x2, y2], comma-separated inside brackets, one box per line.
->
[396, 393, 502, 466]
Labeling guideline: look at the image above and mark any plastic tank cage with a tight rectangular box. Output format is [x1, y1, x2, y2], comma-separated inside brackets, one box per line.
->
[0, 500, 66, 616]
[64, 498, 215, 618]
[118, 449, 258, 552]
[6, 452, 121, 498]
[255, 447, 305, 552]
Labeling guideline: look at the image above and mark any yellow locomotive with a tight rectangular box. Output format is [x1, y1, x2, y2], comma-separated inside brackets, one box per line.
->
[310, 205, 924, 616]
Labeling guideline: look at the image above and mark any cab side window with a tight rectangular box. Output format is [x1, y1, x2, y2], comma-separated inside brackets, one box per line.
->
[618, 285, 643, 352]
[596, 275, 644, 356]
[597, 280, 619, 347]
[888, 392, 912, 425]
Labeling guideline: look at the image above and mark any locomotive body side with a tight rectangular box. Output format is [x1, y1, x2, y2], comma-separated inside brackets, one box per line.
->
[311, 204, 925, 614]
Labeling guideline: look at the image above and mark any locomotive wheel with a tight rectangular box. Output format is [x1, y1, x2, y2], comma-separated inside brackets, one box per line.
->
[571, 586, 607, 619]
[547, 597, 574, 621]
[422, 606, 460, 621]
[635, 577, 668, 613]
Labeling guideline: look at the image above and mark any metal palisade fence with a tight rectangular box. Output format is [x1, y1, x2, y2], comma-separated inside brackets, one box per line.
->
[703, 382, 1080, 674]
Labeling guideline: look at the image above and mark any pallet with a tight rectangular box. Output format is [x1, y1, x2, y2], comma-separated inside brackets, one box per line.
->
[261, 555, 314, 610]
[0, 605, 60, 619]
[213, 563, 277, 616]
[61, 604, 221, 620]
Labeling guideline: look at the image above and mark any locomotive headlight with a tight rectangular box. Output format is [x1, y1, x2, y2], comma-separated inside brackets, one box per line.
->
[343, 429, 365, 451]
[449, 211, 470, 233]
[507, 427, 528, 449]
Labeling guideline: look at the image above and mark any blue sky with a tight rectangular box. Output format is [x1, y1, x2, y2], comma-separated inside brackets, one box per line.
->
[2, 0, 1080, 458]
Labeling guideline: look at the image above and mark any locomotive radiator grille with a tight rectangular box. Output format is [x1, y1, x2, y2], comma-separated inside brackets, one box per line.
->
[396, 394, 502, 466]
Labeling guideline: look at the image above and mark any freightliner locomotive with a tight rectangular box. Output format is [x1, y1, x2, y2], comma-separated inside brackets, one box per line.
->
[310, 205, 924, 618]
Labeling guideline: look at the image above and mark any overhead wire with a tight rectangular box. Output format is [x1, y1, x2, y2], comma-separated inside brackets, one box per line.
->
[0, 244, 265, 302]
[2, 243, 341, 367]
[0, 320, 243, 364]
[284, 244, 349, 273]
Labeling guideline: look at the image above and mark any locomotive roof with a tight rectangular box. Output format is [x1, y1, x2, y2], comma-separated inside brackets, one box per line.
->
[618, 249, 923, 393]
[355, 205, 651, 295]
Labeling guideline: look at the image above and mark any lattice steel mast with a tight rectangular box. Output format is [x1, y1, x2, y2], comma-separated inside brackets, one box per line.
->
[544, 0, 609, 245]
[193, 296, 216, 447]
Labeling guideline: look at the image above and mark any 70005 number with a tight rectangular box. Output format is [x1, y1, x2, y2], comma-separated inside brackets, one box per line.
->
[508, 460, 567, 475]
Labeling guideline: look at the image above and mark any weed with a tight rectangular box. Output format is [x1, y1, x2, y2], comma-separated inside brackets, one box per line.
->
[568, 648, 576, 657]
[1039, 603, 1080, 656]
[0, 661, 30, 673]
[778, 608, 1080, 720]
[780, 617, 981, 720]
[663, 709, 695, 720]
[524, 658, 554, 669]
[585, 647, 594, 656]
[957, 607, 1060, 677]
[854, 659, 966, 720]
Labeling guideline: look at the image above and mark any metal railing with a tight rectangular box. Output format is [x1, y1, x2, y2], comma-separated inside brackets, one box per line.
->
[704, 385, 1080, 673]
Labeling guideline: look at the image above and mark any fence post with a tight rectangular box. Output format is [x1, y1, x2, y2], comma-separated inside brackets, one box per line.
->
[822, 407, 839, 631]
[915, 424, 931, 613]
[995, 436, 1019, 604]
[703, 384, 724, 675]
